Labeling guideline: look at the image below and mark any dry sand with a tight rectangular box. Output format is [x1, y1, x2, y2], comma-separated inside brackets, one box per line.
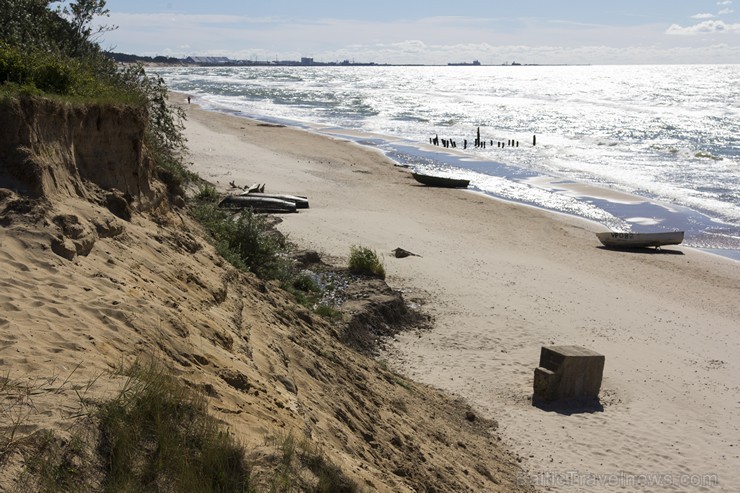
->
[2, 95, 535, 492]
[180, 97, 740, 492]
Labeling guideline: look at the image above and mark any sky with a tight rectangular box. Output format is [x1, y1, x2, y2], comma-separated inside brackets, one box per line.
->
[91, 0, 740, 64]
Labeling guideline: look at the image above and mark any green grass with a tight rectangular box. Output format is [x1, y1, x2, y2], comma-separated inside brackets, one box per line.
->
[313, 304, 343, 321]
[20, 430, 92, 493]
[98, 360, 251, 493]
[0, 373, 30, 463]
[0, 42, 144, 105]
[194, 183, 221, 202]
[4, 361, 252, 492]
[190, 199, 288, 279]
[4, 360, 361, 492]
[348, 246, 385, 279]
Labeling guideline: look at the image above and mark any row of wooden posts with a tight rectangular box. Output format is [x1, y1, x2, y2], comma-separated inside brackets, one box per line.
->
[430, 127, 537, 149]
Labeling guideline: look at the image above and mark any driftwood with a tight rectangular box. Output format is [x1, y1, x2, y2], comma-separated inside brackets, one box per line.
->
[392, 247, 421, 258]
[221, 182, 309, 212]
[229, 181, 265, 193]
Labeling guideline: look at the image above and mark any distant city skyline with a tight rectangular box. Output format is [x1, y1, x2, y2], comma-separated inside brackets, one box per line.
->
[96, 0, 740, 64]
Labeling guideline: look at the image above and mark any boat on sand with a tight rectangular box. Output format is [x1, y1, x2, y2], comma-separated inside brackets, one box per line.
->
[239, 191, 309, 209]
[412, 172, 470, 189]
[218, 194, 297, 213]
[596, 231, 684, 249]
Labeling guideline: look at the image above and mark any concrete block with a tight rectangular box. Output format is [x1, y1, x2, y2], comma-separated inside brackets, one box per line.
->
[533, 345, 604, 402]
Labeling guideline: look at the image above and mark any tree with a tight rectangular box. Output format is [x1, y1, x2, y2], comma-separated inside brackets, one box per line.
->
[57, 0, 116, 55]
[0, 1, 66, 52]
[63, 0, 109, 39]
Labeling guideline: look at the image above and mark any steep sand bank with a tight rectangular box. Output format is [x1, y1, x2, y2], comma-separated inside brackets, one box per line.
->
[1, 95, 533, 491]
[179, 96, 740, 492]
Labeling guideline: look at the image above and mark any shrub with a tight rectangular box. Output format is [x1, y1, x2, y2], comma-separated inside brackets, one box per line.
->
[314, 304, 343, 321]
[0, 41, 29, 86]
[32, 58, 76, 94]
[348, 245, 385, 279]
[191, 201, 287, 279]
[195, 183, 220, 202]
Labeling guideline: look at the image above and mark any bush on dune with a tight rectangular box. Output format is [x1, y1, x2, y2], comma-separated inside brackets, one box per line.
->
[348, 245, 385, 279]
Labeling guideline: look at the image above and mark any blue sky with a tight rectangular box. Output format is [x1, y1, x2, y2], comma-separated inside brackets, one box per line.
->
[94, 0, 740, 64]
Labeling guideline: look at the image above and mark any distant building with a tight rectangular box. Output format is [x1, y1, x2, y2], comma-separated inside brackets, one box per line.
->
[448, 60, 481, 66]
[185, 56, 231, 65]
[301, 57, 314, 65]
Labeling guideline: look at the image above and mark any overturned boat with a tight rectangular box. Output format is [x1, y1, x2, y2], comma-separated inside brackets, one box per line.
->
[412, 172, 470, 189]
[239, 191, 309, 209]
[218, 194, 297, 213]
[596, 231, 684, 249]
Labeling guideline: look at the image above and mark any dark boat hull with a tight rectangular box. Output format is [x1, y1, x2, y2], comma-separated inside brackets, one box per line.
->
[412, 173, 470, 188]
[218, 195, 297, 213]
[240, 192, 309, 209]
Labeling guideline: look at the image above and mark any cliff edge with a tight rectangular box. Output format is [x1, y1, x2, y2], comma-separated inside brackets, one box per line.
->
[0, 96, 532, 492]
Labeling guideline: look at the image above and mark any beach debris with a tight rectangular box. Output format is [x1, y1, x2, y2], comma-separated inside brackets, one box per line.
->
[218, 195, 297, 213]
[392, 247, 421, 258]
[220, 181, 308, 211]
[237, 190, 308, 208]
[229, 181, 265, 193]
[428, 126, 527, 150]
[533, 346, 605, 404]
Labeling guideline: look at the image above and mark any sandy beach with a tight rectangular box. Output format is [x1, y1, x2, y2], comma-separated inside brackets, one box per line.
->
[179, 96, 740, 492]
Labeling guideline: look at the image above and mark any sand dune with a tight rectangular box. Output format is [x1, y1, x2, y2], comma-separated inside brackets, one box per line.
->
[1, 95, 536, 491]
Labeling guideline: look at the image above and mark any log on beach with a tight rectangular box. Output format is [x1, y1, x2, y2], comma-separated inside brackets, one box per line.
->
[218, 194, 298, 213]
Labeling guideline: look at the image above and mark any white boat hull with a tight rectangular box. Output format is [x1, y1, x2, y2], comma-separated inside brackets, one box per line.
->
[596, 231, 684, 249]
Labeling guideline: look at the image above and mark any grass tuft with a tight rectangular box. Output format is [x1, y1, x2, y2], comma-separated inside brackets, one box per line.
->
[348, 246, 385, 279]
[98, 360, 250, 493]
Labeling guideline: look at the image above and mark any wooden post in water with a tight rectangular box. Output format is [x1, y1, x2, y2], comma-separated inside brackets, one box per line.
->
[533, 135, 537, 146]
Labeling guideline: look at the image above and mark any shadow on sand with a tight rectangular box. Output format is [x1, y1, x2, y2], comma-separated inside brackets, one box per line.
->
[597, 246, 684, 256]
[532, 396, 604, 416]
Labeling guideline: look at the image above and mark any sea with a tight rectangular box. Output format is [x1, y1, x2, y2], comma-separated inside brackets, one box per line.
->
[155, 64, 740, 259]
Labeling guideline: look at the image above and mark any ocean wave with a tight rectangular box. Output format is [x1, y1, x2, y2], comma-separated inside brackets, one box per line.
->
[159, 64, 740, 251]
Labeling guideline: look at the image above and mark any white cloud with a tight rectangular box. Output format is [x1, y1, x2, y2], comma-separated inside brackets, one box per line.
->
[666, 20, 740, 35]
[717, 0, 732, 5]
[719, 8, 735, 14]
[692, 13, 715, 19]
[97, 12, 740, 64]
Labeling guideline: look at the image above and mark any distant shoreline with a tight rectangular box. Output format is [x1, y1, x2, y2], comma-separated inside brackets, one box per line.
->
[113, 51, 590, 67]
